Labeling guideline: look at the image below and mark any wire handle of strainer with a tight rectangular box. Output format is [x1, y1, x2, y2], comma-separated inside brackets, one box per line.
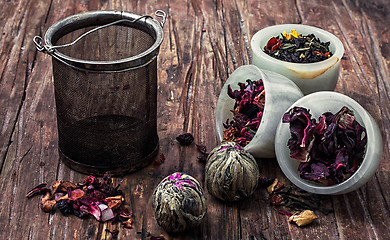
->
[33, 10, 166, 54]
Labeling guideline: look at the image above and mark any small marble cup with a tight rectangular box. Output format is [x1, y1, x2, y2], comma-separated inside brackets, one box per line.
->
[215, 65, 303, 158]
[251, 24, 344, 95]
[275, 91, 382, 195]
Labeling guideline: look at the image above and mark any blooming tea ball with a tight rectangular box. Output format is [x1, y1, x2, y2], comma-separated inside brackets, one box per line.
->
[152, 172, 207, 233]
[205, 142, 259, 201]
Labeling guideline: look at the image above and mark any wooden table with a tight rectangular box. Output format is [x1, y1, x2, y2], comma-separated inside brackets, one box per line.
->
[1, 0, 389, 239]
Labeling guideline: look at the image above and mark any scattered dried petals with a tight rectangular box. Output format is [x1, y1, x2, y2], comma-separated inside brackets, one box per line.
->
[288, 210, 318, 226]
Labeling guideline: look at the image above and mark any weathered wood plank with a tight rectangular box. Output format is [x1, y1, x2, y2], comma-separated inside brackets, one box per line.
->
[0, 0, 389, 239]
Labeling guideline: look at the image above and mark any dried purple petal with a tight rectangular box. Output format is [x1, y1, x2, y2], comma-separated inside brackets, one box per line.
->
[223, 79, 265, 147]
[176, 133, 194, 145]
[284, 106, 367, 185]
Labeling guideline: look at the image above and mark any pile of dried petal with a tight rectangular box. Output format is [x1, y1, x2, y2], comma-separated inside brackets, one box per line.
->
[259, 177, 331, 227]
[223, 79, 265, 147]
[26, 174, 133, 228]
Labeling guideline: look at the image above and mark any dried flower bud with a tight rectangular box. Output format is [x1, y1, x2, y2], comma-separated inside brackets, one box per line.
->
[40, 192, 56, 212]
[267, 178, 284, 194]
[288, 210, 318, 226]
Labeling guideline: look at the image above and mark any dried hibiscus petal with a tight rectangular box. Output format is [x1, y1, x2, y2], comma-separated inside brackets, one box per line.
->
[223, 79, 265, 147]
[26, 183, 50, 198]
[284, 106, 367, 185]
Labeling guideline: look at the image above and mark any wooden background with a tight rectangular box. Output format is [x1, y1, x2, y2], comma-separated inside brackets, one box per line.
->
[0, 0, 389, 239]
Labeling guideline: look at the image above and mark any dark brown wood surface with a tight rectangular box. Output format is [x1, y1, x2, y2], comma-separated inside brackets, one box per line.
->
[1, 0, 389, 239]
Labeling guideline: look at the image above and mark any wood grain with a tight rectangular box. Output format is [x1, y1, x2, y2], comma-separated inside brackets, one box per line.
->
[0, 0, 389, 239]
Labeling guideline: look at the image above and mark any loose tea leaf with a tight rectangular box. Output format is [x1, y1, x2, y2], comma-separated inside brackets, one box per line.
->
[264, 29, 333, 63]
[283, 106, 367, 185]
[223, 79, 265, 147]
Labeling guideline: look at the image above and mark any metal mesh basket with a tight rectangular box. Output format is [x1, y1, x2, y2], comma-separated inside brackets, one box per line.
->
[34, 10, 166, 175]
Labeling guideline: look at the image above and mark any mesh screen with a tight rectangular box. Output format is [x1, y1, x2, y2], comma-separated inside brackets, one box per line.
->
[52, 24, 159, 175]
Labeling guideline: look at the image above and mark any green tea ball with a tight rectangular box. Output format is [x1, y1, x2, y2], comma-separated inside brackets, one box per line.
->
[205, 142, 259, 201]
[152, 172, 207, 233]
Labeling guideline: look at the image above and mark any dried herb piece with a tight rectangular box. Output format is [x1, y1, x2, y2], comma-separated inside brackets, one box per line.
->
[223, 79, 265, 147]
[288, 210, 318, 226]
[283, 106, 367, 185]
[176, 133, 194, 145]
[264, 29, 333, 63]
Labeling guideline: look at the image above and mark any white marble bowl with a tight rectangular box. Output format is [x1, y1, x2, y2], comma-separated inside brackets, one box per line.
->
[215, 65, 303, 158]
[251, 24, 344, 95]
[275, 91, 382, 194]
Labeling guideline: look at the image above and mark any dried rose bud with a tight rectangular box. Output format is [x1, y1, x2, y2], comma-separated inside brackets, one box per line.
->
[267, 178, 284, 194]
[40, 192, 56, 212]
[288, 210, 318, 226]
[176, 133, 194, 145]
